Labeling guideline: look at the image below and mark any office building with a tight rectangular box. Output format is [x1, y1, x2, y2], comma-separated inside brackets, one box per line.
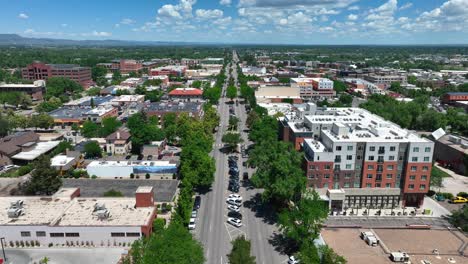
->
[21, 62, 93, 88]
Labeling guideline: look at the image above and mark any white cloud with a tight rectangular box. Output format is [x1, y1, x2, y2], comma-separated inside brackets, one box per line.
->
[195, 9, 223, 19]
[287, 12, 313, 25]
[347, 5, 359, 10]
[91, 31, 112, 37]
[120, 18, 136, 25]
[279, 18, 288, 25]
[347, 14, 358, 20]
[220, 0, 232, 6]
[158, 4, 183, 19]
[18, 13, 29, 19]
[399, 3, 413, 11]
[239, 0, 356, 8]
[157, 0, 197, 21]
[412, 0, 468, 32]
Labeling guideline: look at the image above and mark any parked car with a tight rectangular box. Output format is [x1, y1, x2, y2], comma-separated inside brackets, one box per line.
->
[227, 217, 242, 227]
[226, 199, 242, 207]
[288, 256, 300, 264]
[191, 210, 197, 218]
[228, 211, 242, 219]
[228, 194, 242, 200]
[450, 196, 468, 203]
[227, 205, 240, 212]
[188, 218, 196, 230]
[194, 196, 201, 209]
[243, 172, 249, 180]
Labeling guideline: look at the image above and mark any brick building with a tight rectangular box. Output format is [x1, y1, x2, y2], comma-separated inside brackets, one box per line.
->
[21, 62, 93, 88]
[290, 77, 336, 100]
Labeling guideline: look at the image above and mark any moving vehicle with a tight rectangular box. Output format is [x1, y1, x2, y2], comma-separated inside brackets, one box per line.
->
[188, 218, 196, 230]
[227, 217, 242, 227]
[450, 196, 468, 203]
[227, 205, 240, 212]
[389, 252, 410, 262]
[194, 196, 201, 209]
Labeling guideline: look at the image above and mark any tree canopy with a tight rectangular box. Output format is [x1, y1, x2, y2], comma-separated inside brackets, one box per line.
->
[84, 141, 102, 158]
[227, 236, 256, 264]
[20, 156, 62, 195]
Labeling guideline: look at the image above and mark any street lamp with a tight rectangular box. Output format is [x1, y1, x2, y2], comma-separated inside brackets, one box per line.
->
[0, 237, 7, 264]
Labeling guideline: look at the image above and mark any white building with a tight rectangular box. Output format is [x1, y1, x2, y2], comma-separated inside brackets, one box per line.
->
[290, 77, 336, 99]
[86, 160, 177, 179]
[0, 187, 156, 247]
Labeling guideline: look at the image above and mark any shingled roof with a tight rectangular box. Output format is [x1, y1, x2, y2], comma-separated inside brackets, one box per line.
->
[0, 131, 39, 156]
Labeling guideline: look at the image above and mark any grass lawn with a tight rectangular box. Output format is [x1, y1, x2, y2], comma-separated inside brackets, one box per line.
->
[432, 166, 451, 178]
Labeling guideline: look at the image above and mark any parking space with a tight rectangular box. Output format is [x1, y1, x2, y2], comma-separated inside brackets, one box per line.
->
[322, 228, 468, 264]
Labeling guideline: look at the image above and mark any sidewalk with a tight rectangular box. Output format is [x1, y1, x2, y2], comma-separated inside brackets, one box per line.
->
[435, 164, 468, 195]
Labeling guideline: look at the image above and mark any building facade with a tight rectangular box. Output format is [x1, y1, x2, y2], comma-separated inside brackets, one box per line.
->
[0, 80, 46, 100]
[106, 130, 132, 156]
[22, 62, 93, 88]
[290, 77, 336, 100]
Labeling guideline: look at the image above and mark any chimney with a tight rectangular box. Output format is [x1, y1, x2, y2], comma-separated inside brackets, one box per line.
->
[116, 131, 121, 139]
[135, 186, 154, 207]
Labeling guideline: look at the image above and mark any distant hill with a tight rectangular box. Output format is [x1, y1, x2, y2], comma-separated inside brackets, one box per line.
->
[0, 34, 215, 47]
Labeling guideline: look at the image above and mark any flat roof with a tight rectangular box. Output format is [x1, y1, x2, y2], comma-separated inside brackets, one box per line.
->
[255, 86, 301, 99]
[12, 140, 60, 160]
[87, 160, 176, 168]
[51, 155, 75, 167]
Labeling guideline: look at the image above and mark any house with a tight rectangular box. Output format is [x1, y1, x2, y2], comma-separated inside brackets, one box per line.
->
[106, 130, 131, 156]
[51, 150, 84, 174]
[0, 131, 39, 166]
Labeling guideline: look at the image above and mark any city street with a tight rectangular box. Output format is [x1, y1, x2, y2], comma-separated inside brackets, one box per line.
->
[195, 52, 286, 263]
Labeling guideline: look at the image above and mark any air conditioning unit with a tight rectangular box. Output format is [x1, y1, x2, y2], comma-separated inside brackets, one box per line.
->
[94, 203, 106, 211]
[7, 208, 23, 218]
[10, 200, 24, 209]
[97, 209, 110, 219]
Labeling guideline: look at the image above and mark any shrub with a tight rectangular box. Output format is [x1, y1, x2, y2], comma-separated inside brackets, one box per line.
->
[91, 175, 97, 179]
[145, 173, 150, 179]
[20, 241, 24, 247]
[17, 165, 33, 176]
[437, 192, 454, 200]
[427, 190, 436, 197]
[9, 241, 14, 247]
[136, 175, 140, 179]
[457, 192, 468, 198]
[130, 173, 135, 179]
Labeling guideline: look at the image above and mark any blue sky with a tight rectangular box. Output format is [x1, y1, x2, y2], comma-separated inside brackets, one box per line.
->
[1, 0, 468, 44]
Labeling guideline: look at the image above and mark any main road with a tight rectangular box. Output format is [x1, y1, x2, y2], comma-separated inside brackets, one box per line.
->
[195, 51, 286, 264]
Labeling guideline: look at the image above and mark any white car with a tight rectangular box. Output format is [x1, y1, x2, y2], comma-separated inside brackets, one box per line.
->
[227, 205, 240, 212]
[188, 218, 196, 230]
[226, 197, 242, 205]
[228, 194, 242, 201]
[288, 256, 300, 264]
[227, 217, 242, 227]
[191, 210, 198, 218]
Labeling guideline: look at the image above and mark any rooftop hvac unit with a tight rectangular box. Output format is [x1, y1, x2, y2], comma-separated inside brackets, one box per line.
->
[94, 203, 106, 211]
[449, 135, 461, 144]
[7, 208, 23, 218]
[97, 209, 110, 220]
[10, 200, 24, 208]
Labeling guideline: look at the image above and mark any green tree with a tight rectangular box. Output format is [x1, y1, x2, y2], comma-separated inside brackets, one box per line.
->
[51, 141, 74, 156]
[46, 77, 83, 98]
[228, 116, 240, 131]
[180, 146, 215, 189]
[21, 156, 62, 195]
[103, 189, 124, 197]
[333, 80, 347, 93]
[297, 240, 321, 264]
[278, 190, 329, 248]
[30, 113, 54, 129]
[92, 66, 107, 84]
[227, 236, 256, 264]
[36, 96, 62, 112]
[127, 112, 165, 152]
[128, 222, 205, 264]
[100, 117, 122, 137]
[227, 85, 237, 100]
[0, 115, 10, 137]
[320, 245, 347, 264]
[222, 132, 243, 151]
[80, 120, 100, 138]
[86, 87, 101, 96]
[246, 111, 259, 128]
[84, 141, 102, 158]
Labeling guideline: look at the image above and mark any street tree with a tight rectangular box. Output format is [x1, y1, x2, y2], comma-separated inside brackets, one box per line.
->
[222, 132, 243, 151]
[21, 155, 62, 195]
[227, 85, 237, 100]
[320, 245, 347, 264]
[81, 120, 100, 138]
[228, 116, 240, 130]
[100, 117, 122, 137]
[84, 141, 102, 158]
[227, 236, 256, 264]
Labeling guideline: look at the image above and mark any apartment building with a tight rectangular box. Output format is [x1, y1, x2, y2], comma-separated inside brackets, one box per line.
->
[22, 62, 93, 88]
[0, 187, 156, 247]
[290, 77, 336, 100]
[279, 103, 433, 208]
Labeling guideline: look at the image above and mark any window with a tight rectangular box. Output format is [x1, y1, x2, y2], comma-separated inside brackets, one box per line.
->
[345, 164, 352, 169]
[66, 233, 80, 237]
[324, 174, 330, 179]
[399, 155, 403, 161]
[375, 183, 381, 187]
[425, 147, 431, 152]
[308, 174, 315, 179]
[347, 146, 353, 151]
[389, 155, 395, 161]
[386, 183, 392, 188]
[386, 174, 393, 179]
[344, 173, 352, 179]
[368, 155, 375, 161]
[357, 155, 362, 160]
[390, 146, 396, 151]
[36, 231, 46, 237]
[50, 233, 64, 237]
[356, 164, 361, 169]
[323, 183, 329, 188]
[344, 183, 350, 188]
[366, 183, 372, 188]
[423, 157, 430, 162]
[376, 174, 382, 181]
[367, 165, 374, 170]
[413, 147, 419, 152]
[309, 165, 316, 170]
[334, 165, 341, 170]
[354, 182, 360, 188]
[335, 155, 341, 162]
[421, 175, 427, 181]
[378, 146, 385, 154]
[369, 146, 375, 151]
[126, 233, 141, 237]
[336, 146, 342, 151]
[377, 156, 384, 162]
[422, 166, 429, 171]
[408, 184, 414, 190]
[411, 166, 417, 171]
[409, 175, 416, 180]
[358, 146, 363, 150]
[367, 174, 373, 179]
[412, 157, 418, 162]
[20, 231, 31, 237]
[346, 155, 352, 160]
[420, 184, 426, 190]
[324, 165, 331, 170]
[111, 233, 125, 237]
[387, 165, 394, 170]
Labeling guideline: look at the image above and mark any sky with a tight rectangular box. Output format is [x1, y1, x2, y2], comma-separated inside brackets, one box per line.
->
[1, 0, 468, 45]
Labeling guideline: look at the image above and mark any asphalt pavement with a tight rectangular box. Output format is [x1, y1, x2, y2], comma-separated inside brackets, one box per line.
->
[195, 51, 286, 264]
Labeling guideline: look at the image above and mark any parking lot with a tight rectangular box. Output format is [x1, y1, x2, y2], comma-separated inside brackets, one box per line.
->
[322, 228, 467, 264]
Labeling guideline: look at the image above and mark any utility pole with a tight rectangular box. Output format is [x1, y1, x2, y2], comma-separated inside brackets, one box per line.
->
[1, 237, 7, 264]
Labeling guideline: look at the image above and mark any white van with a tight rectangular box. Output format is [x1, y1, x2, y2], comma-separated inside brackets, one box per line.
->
[390, 252, 410, 262]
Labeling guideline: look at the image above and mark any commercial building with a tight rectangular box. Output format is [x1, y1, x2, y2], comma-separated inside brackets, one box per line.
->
[168, 88, 203, 102]
[86, 160, 177, 179]
[150, 66, 186, 77]
[290, 77, 336, 100]
[118, 59, 143, 74]
[145, 101, 204, 120]
[105, 130, 132, 156]
[433, 134, 468, 176]
[279, 103, 434, 208]
[83, 105, 118, 123]
[0, 80, 46, 100]
[0, 131, 40, 166]
[442, 92, 468, 103]
[255, 86, 302, 104]
[21, 62, 93, 88]
[241, 66, 267, 76]
[364, 74, 407, 87]
[0, 186, 157, 247]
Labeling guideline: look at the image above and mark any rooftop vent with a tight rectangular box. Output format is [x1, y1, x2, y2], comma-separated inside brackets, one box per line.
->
[94, 203, 106, 211]
[7, 208, 23, 218]
[97, 209, 110, 220]
[10, 200, 24, 209]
